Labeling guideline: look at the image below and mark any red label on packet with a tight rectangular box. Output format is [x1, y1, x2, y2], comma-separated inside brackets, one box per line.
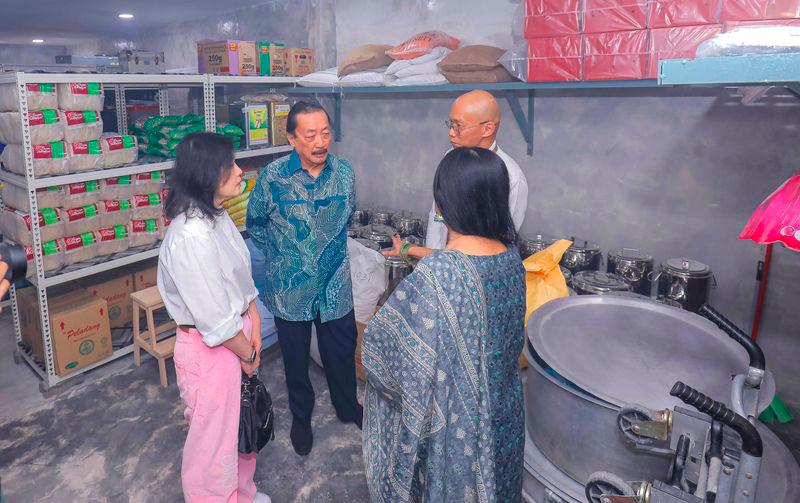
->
[68, 181, 98, 195]
[99, 225, 128, 241]
[33, 142, 65, 159]
[64, 233, 94, 250]
[66, 204, 98, 222]
[69, 83, 102, 95]
[105, 136, 133, 151]
[103, 200, 131, 212]
[70, 139, 101, 156]
[65, 111, 98, 126]
[131, 219, 158, 233]
[105, 175, 132, 186]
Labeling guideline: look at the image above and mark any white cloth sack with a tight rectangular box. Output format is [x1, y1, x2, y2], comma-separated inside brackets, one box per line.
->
[339, 68, 387, 87]
[386, 73, 449, 86]
[385, 47, 452, 76]
[297, 68, 339, 87]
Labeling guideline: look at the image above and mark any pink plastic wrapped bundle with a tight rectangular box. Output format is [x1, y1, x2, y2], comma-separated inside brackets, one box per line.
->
[0, 109, 64, 144]
[101, 135, 138, 167]
[525, 0, 583, 38]
[101, 175, 135, 200]
[386, 31, 461, 60]
[0, 206, 64, 245]
[63, 203, 103, 235]
[57, 83, 105, 111]
[740, 174, 800, 252]
[63, 111, 103, 143]
[63, 232, 98, 265]
[134, 171, 165, 194]
[99, 199, 132, 228]
[66, 139, 104, 173]
[0, 83, 58, 112]
[649, 0, 722, 28]
[584, 0, 647, 34]
[129, 218, 160, 248]
[64, 180, 102, 208]
[1, 184, 64, 212]
[131, 192, 163, 220]
[583, 30, 648, 80]
[0, 141, 69, 177]
[96, 225, 130, 256]
[25, 238, 65, 276]
[647, 25, 723, 79]
[721, 0, 800, 22]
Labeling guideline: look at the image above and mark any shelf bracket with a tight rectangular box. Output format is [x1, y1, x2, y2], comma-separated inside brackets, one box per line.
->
[505, 89, 535, 156]
[786, 83, 800, 101]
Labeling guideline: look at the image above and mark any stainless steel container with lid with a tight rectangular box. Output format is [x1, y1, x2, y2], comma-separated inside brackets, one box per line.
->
[571, 271, 631, 296]
[606, 248, 654, 297]
[656, 257, 714, 312]
[347, 225, 365, 239]
[519, 234, 551, 259]
[380, 255, 414, 304]
[370, 209, 394, 226]
[394, 215, 423, 238]
[351, 209, 371, 227]
[560, 266, 572, 287]
[361, 224, 395, 250]
[559, 238, 602, 274]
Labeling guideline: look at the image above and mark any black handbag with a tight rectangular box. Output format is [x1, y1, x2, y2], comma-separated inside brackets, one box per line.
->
[238, 371, 275, 454]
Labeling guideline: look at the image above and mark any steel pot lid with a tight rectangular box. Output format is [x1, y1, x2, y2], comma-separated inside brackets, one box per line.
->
[608, 248, 653, 264]
[662, 258, 713, 278]
[527, 295, 775, 412]
[572, 271, 630, 294]
[362, 223, 394, 238]
[561, 238, 601, 255]
[354, 237, 380, 251]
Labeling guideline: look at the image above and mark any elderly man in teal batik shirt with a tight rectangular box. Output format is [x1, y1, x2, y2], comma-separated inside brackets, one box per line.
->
[246, 101, 362, 457]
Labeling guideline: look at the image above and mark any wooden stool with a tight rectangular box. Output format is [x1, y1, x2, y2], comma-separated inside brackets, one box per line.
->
[131, 286, 177, 387]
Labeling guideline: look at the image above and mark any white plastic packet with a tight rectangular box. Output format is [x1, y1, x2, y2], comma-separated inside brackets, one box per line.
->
[63, 203, 103, 235]
[131, 192, 163, 220]
[128, 218, 160, 248]
[134, 171, 165, 194]
[64, 180, 102, 208]
[66, 139, 104, 173]
[63, 110, 104, 143]
[698, 27, 800, 57]
[96, 225, 130, 256]
[101, 134, 139, 167]
[0, 206, 64, 245]
[25, 238, 65, 276]
[57, 83, 105, 111]
[0, 141, 69, 177]
[1, 184, 64, 212]
[99, 199, 132, 228]
[63, 232, 98, 265]
[101, 175, 135, 200]
[0, 83, 58, 112]
[0, 109, 65, 144]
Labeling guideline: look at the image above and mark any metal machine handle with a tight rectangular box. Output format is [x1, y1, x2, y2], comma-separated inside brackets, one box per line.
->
[670, 381, 762, 458]
[697, 304, 766, 372]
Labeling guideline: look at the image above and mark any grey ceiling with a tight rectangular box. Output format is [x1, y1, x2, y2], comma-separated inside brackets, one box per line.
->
[0, 0, 280, 45]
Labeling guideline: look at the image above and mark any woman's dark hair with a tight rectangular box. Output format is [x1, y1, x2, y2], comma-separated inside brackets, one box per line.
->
[286, 101, 331, 135]
[165, 132, 235, 220]
[433, 147, 517, 244]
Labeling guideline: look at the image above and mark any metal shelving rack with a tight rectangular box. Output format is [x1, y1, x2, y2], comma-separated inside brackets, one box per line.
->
[0, 71, 296, 391]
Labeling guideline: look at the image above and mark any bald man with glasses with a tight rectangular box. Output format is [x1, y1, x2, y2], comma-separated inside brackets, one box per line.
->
[386, 89, 529, 260]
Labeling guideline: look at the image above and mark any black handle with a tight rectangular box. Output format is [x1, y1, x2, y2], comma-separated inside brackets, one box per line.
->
[698, 304, 766, 371]
[671, 381, 762, 458]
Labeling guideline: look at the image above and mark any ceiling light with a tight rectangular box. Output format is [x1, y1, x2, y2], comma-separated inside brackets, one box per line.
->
[32, 39, 44, 44]
[118, 13, 134, 19]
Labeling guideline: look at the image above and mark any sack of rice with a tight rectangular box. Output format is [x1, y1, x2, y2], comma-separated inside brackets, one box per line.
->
[63, 232, 98, 265]
[0, 141, 69, 177]
[131, 192, 163, 220]
[66, 139, 104, 173]
[129, 218, 160, 248]
[0, 206, 64, 245]
[64, 180, 102, 208]
[101, 175, 134, 200]
[96, 225, 129, 256]
[57, 83, 104, 112]
[100, 135, 138, 167]
[134, 171, 165, 194]
[0, 83, 58, 112]
[63, 110, 103, 143]
[1, 184, 64, 212]
[0, 109, 64, 144]
[25, 238, 65, 276]
[63, 203, 102, 235]
[99, 199, 132, 227]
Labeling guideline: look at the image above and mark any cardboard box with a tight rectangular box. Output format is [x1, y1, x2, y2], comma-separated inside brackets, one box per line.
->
[285, 48, 314, 77]
[649, 0, 722, 28]
[527, 35, 583, 82]
[647, 24, 723, 79]
[584, 0, 647, 33]
[257, 42, 286, 76]
[197, 40, 258, 75]
[86, 273, 134, 328]
[525, 0, 583, 38]
[134, 265, 158, 291]
[720, 0, 800, 22]
[230, 103, 270, 147]
[268, 101, 291, 146]
[583, 30, 649, 81]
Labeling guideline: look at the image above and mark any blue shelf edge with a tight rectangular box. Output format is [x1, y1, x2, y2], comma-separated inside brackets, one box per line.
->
[660, 53, 800, 86]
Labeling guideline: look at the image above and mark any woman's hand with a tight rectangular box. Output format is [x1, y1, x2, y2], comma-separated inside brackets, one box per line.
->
[241, 352, 260, 377]
[382, 234, 405, 257]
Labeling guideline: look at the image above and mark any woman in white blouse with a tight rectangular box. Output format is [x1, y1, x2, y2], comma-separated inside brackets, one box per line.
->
[157, 133, 270, 503]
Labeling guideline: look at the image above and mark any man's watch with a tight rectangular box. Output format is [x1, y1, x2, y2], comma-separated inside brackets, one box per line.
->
[248, 348, 257, 363]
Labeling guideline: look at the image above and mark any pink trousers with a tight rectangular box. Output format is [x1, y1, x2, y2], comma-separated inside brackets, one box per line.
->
[174, 314, 257, 503]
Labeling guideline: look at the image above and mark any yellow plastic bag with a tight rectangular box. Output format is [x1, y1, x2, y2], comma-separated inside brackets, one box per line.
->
[524, 239, 572, 325]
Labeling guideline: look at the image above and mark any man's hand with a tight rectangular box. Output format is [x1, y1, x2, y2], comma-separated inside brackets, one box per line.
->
[0, 261, 10, 314]
[382, 234, 405, 258]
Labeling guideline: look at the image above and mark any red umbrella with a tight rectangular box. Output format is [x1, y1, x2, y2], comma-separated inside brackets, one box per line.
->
[740, 173, 800, 340]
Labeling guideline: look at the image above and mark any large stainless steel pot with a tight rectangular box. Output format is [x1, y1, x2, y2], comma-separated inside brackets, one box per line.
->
[394, 215, 423, 238]
[380, 255, 413, 304]
[606, 248, 654, 296]
[571, 271, 631, 295]
[519, 234, 552, 259]
[370, 209, 394, 226]
[361, 224, 395, 250]
[351, 209, 371, 226]
[656, 258, 715, 312]
[559, 239, 602, 274]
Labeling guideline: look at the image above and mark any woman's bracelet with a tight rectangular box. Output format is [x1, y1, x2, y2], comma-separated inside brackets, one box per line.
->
[400, 241, 412, 260]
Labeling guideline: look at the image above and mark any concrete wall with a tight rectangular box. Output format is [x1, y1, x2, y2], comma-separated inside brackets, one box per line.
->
[0, 44, 67, 66]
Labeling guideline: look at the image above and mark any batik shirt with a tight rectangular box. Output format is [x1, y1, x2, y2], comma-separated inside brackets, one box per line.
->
[246, 151, 355, 322]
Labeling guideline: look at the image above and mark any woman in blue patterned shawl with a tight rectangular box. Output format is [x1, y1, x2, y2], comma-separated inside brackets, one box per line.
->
[362, 147, 526, 502]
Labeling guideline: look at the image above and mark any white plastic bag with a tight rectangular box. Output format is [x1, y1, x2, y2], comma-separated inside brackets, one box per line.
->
[348, 237, 388, 324]
[101, 135, 139, 167]
[64, 180, 102, 208]
[57, 83, 105, 111]
[25, 238, 65, 276]
[0, 83, 58, 112]
[63, 110, 103, 143]
[339, 68, 388, 87]
[128, 218, 160, 248]
[0, 206, 64, 245]
[0, 109, 64, 144]
[96, 225, 130, 256]
[99, 199, 132, 228]
[1, 184, 64, 212]
[101, 175, 135, 200]
[0, 142, 69, 177]
[63, 232, 98, 265]
[66, 139, 104, 173]
[133, 171, 165, 194]
[131, 192, 163, 220]
[697, 27, 800, 57]
[297, 68, 339, 87]
[63, 203, 103, 235]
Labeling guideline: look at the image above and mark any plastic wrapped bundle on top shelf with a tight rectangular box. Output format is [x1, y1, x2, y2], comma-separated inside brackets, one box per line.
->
[63, 232, 98, 265]
[696, 26, 800, 57]
[583, 29, 649, 80]
[1, 184, 65, 212]
[1, 141, 69, 177]
[648, 0, 723, 28]
[96, 225, 130, 256]
[25, 238, 65, 276]
[0, 83, 58, 112]
[66, 139, 104, 173]
[100, 134, 138, 167]
[0, 109, 64, 145]
[720, 0, 800, 22]
[500, 37, 583, 82]
[647, 24, 723, 79]
[524, 0, 583, 38]
[0, 206, 64, 245]
[57, 83, 105, 112]
[63, 110, 103, 143]
[386, 31, 461, 60]
[583, 0, 647, 34]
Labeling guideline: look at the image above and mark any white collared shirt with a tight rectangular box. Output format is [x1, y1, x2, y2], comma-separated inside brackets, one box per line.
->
[157, 209, 258, 347]
[425, 142, 528, 249]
